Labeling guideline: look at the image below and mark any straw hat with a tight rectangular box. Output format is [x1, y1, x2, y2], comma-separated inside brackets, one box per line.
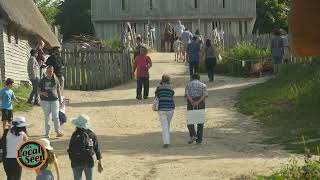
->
[39, 138, 53, 150]
[71, 114, 91, 130]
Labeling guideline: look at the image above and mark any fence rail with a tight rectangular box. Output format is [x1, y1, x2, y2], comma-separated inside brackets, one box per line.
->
[62, 47, 132, 91]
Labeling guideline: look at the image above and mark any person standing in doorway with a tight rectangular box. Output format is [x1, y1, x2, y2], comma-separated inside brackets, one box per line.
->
[187, 36, 201, 76]
[271, 28, 284, 74]
[133, 44, 152, 100]
[155, 75, 175, 148]
[0, 78, 18, 130]
[27, 49, 41, 106]
[164, 23, 173, 52]
[180, 28, 193, 62]
[38, 66, 63, 138]
[185, 74, 208, 144]
[46, 47, 65, 91]
[203, 39, 217, 82]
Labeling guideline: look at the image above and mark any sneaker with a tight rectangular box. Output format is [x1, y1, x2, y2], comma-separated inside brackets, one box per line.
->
[56, 131, 64, 137]
[163, 144, 169, 148]
[143, 96, 148, 99]
[136, 96, 142, 100]
[33, 102, 41, 106]
[196, 141, 202, 145]
[188, 137, 197, 144]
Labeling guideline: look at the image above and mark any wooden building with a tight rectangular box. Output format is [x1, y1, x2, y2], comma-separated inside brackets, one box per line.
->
[91, 0, 256, 50]
[0, 0, 60, 82]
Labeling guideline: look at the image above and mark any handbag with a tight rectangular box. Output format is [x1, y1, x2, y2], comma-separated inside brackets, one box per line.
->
[187, 107, 205, 125]
[152, 97, 159, 111]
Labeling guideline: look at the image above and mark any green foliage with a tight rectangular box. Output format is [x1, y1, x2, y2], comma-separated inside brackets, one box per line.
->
[199, 43, 271, 77]
[54, 0, 94, 41]
[0, 83, 32, 112]
[254, 0, 292, 34]
[34, 0, 61, 26]
[102, 37, 122, 50]
[237, 59, 320, 153]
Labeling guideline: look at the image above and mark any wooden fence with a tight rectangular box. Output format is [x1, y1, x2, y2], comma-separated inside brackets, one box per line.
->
[61, 48, 132, 91]
[223, 34, 272, 49]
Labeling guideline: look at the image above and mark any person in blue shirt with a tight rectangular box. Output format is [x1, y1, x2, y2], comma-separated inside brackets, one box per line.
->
[0, 78, 19, 130]
[186, 36, 201, 76]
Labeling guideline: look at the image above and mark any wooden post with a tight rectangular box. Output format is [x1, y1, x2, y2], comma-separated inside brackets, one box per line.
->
[66, 49, 71, 89]
[91, 51, 96, 90]
[75, 47, 80, 90]
[81, 51, 86, 90]
[87, 51, 93, 90]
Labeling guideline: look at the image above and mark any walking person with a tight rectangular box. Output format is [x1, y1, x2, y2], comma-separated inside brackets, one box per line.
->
[46, 47, 65, 91]
[173, 37, 182, 62]
[36, 138, 60, 180]
[271, 28, 284, 74]
[27, 49, 41, 106]
[180, 28, 193, 62]
[203, 39, 217, 82]
[3, 116, 29, 180]
[0, 78, 19, 131]
[38, 65, 64, 138]
[164, 23, 173, 52]
[36, 40, 46, 79]
[68, 114, 103, 180]
[174, 20, 185, 39]
[186, 36, 201, 76]
[185, 74, 208, 144]
[133, 44, 152, 100]
[155, 75, 175, 148]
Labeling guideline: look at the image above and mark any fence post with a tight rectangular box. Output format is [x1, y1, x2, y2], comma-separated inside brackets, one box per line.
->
[74, 46, 80, 90]
[80, 51, 86, 90]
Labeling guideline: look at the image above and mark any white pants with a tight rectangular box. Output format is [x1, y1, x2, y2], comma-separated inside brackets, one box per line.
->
[158, 110, 174, 145]
[41, 100, 60, 134]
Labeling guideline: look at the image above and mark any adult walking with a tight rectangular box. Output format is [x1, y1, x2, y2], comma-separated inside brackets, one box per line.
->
[133, 44, 152, 100]
[180, 28, 193, 62]
[164, 23, 173, 52]
[155, 75, 175, 148]
[185, 74, 208, 144]
[186, 36, 201, 76]
[68, 114, 103, 180]
[174, 20, 185, 38]
[203, 39, 217, 82]
[3, 116, 29, 180]
[36, 138, 60, 180]
[27, 49, 41, 106]
[46, 47, 65, 91]
[271, 28, 284, 74]
[38, 65, 63, 138]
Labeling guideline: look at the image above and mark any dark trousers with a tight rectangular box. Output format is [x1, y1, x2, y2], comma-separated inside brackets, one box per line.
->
[189, 61, 199, 76]
[28, 78, 40, 103]
[205, 58, 217, 81]
[3, 158, 22, 180]
[187, 124, 204, 143]
[136, 77, 149, 98]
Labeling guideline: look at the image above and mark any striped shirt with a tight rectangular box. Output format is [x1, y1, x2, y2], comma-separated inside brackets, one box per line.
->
[155, 85, 175, 111]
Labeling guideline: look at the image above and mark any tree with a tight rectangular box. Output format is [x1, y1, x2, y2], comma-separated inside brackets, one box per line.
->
[254, 0, 292, 34]
[54, 0, 94, 41]
[34, 0, 60, 26]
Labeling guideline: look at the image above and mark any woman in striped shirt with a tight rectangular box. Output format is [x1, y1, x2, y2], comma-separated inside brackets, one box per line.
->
[155, 75, 175, 148]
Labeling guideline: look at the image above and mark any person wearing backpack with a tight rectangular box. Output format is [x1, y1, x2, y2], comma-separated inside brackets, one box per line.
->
[68, 114, 103, 180]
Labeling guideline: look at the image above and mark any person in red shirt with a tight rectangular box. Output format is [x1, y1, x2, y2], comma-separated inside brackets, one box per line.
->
[133, 44, 152, 100]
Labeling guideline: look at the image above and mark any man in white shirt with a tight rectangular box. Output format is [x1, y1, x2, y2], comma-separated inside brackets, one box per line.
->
[174, 20, 185, 38]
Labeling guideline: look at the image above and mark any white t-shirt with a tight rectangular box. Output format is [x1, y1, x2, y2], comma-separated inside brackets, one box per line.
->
[6, 130, 25, 158]
[175, 24, 185, 37]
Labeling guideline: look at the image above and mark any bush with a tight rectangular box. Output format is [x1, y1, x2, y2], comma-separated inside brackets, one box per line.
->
[103, 36, 122, 50]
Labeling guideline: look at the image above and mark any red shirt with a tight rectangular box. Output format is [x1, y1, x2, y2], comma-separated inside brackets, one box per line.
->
[134, 55, 152, 78]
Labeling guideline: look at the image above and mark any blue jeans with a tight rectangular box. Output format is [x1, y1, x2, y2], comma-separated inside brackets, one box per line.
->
[72, 166, 93, 180]
[28, 78, 40, 103]
[187, 123, 204, 143]
[205, 58, 217, 81]
[41, 100, 60, 134]
[58, 76, 65, 90]
[189, 61, 199, 76]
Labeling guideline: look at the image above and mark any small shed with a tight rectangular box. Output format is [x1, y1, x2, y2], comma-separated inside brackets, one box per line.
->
[0, 0, 60, 82]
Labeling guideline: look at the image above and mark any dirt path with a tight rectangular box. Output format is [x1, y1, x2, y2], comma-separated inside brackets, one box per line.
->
[1, 53, 289, 179]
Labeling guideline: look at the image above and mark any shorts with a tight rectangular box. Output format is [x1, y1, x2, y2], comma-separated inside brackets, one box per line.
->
[1, 109, 13, 121]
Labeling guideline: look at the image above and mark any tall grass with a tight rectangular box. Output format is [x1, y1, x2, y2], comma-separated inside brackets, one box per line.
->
[0, 83, 32, 112]
[238, 59, 320, 153]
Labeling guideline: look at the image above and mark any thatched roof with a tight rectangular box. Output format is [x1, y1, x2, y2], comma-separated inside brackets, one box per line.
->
[0, 0, 60, 48]
[289, 0, 320, 57]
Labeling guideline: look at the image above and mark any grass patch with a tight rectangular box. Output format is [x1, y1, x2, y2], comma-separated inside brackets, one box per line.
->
[237, 59, 320, 153]
[0, 83, 32, 113]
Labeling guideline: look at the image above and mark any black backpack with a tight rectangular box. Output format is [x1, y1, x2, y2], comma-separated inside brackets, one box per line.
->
[67, 129, 94, 161]
[0, 129, 9, 163]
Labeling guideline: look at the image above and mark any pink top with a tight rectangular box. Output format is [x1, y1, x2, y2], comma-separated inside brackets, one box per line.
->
[134, 55, 152, 78]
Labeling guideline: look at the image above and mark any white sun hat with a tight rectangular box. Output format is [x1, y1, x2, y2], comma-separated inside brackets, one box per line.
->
[39, 138, 54, 150]
[13, 116, 30, 128]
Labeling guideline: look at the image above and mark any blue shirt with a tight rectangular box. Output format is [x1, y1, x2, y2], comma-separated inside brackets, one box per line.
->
[187, 41, 201, 62]
[155, 85, 175, 111]
[0, 87, 16, 110]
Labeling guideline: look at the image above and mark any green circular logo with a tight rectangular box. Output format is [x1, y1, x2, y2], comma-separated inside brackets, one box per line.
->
[16, 141, 47, 170]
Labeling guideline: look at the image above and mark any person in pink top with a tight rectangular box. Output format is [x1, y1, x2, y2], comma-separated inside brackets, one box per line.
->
[133, 44, 152, 100]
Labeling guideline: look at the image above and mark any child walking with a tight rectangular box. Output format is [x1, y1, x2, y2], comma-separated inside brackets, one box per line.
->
[133, 44, 152, 100]
[173, 37, 182, 62]
[0, 78, 18, 130]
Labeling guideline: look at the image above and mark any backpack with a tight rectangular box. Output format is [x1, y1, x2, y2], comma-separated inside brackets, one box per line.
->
[67, 129, 94, 161]
[0, 129, 9, 163]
